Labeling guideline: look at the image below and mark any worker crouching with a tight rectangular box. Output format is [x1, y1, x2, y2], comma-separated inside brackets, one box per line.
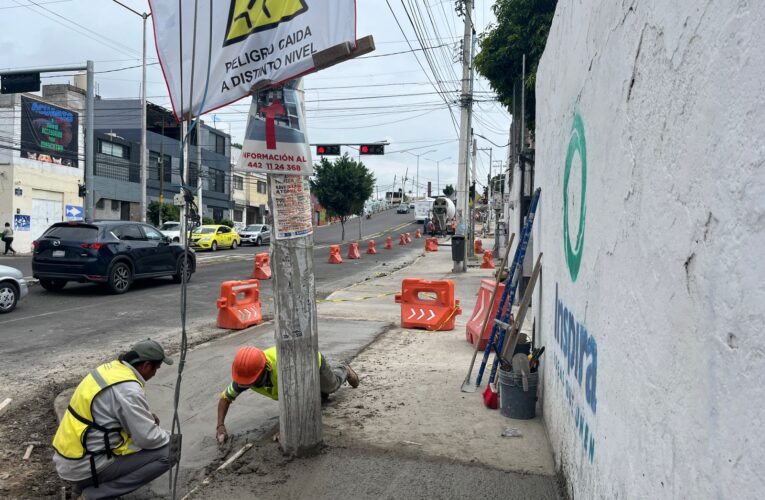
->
[52, 339, 176, 500]
[216, 346, 359, 443]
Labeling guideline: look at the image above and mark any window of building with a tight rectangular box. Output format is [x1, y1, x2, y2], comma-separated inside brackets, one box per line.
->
[213, 208, 224, 222]
[257, 180, 267, 194]
[111, 200, 120, 211]
[96, 199, 105, 209]
[99, 140, 129, 159]
[149, 152, 172, 182]
[214, 134, 226, 155]
[233, 175, 244, 190]
[234, 209, 243, 221]
[210, 168, 225, 193]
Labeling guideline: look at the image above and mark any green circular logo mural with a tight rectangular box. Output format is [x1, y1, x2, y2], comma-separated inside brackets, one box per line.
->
[563, 112, 587, 282]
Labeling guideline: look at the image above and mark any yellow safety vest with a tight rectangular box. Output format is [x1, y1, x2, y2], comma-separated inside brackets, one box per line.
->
[52, 361, 143, 483]
[252, 347, 323, 400]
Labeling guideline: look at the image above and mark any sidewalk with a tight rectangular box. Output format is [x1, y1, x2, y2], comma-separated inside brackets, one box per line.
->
[133, 235, 560, 499]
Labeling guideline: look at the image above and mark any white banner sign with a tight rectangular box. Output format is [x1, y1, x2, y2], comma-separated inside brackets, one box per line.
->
[150, 0, 357, 118]
[271, 175, 313, 239]
[237, 80, 314, 175]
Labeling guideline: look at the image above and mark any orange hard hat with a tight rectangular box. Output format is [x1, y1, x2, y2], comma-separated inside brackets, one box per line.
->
[232, 346, 267, 385]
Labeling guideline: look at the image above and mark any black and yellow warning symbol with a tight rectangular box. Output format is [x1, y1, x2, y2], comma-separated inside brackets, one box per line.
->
[224, 0, 309, 47]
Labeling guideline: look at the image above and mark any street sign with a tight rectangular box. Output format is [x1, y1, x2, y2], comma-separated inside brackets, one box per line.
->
[65, 205, 84, 221]
[14, 215, 30, 231]
[1, 72, 40, 94]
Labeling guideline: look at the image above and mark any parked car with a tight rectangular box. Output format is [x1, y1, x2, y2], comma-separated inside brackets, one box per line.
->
[189, 225, 241, 251]
[159, 221, 182, 242]
[239, 224, 271, 246]
[32, 221, 195, 294]
[0, 264, 28, 313]
[397, 204, 410, 214]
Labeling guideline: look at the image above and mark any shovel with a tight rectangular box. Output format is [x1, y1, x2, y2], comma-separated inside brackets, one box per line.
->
[460, 233, 515, 392]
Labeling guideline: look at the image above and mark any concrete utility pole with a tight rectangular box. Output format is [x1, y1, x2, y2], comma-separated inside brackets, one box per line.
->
[455, 0, 474, 272]
[468, 138, 477, 258]
[196, 118, 203, 220]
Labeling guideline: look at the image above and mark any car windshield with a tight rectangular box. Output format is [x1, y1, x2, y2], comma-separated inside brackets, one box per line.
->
[160, 223, 179, 231]
[192, 227, 215, 234]
[244, 225, 261, 231]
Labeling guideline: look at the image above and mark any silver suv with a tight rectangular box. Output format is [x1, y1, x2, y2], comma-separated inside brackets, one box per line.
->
[239, 224, 271, 246]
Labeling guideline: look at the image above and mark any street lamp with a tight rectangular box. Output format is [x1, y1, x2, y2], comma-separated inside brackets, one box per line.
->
[112, 0, 150, 222]
[428, 156, 451, 196]
[405, 149, 436, 200]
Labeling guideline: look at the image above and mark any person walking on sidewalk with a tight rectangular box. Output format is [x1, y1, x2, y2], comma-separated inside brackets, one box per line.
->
[2, 223, 15, 255]
[52, 339, 177, 500]
[216, 346, 360, 444]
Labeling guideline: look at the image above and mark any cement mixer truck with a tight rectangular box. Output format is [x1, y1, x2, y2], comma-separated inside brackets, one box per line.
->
[431, 196, 456, 236]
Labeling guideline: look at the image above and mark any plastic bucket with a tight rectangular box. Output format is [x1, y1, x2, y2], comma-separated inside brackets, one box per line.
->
[498, 369, 538, 419]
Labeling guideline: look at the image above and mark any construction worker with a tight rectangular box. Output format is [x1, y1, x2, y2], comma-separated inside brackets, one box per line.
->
[52, 339, 176, 500]
[216, 346, 359, 444]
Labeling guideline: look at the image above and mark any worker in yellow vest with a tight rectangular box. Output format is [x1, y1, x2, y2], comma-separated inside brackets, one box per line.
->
[52, 339, 175, 499]
[216, 346, 359, 444]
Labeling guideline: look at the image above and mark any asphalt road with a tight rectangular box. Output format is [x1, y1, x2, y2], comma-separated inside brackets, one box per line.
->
[0, 209, 423, 362]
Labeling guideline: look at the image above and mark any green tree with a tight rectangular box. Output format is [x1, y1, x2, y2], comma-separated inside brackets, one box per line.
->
[310, 154, 375, 241]
[147, 201, 180, 226]
[474, 0, 557, 130]
[442, 184, 455, 197]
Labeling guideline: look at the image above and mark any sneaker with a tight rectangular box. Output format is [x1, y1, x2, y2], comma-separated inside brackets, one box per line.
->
[345, 364, 359, 388]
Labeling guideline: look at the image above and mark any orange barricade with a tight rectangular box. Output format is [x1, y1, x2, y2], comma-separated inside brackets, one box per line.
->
[399, 234, 407, 245]
[385, 236, 393, 249]
[216, 279, 263, 330]
[465, 279, 506, 349]
[474, 239, 484, 254]
[329, 245, 343, 264]
[480, 252, 495, 269]
[250, 252, 272, 280]
[425, 238, 439, 252]
[367, 240, 377, 254]
[394, 278, 462, 331]
[405, 232, 412, 244]
[415, 228, 422, 238]
[348, 242, 361, 260]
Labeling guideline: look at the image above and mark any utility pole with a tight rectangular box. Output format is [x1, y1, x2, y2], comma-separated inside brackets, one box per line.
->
[85, 60, 95, 221]
[158, 119, 165, 227]
[468, 138, 477, 258]
[180, 121, 188, 246]
[455, 0, 474, 272]
[196, 118, 203, 221]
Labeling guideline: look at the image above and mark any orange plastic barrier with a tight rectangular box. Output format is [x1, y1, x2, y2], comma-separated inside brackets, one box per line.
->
[425, 238, 439, 252]
[415, 228, 422, 238]
[216, 279, 263, 330]
[394, 278, 462, 331]
[385, 236, 393, 249]
[405, 232, 412, 244]
[465, 279, 506, 349]
[250, 252, 272, 280]
[480, 252, 495, 269]
[329, 245, 343, 264]
[474, 239, 484, 254]
[348, 242, 361, 260]
[367, 240, 377, 254]
[399, 234, 407, 245]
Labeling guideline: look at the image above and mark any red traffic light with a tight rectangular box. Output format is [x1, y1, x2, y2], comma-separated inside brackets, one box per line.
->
[359, 144, 384, 155]
[318, 146, 326, 154]
[316, 145, 340, 155]
[361, 145, 369, 154]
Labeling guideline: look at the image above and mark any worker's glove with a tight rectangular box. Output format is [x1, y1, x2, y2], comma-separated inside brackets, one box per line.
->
[216, 424, 228, 445]
[168, 434, 182, 465]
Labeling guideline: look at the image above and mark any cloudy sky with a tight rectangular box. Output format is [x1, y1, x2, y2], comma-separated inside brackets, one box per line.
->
[2, 0, 511, 198]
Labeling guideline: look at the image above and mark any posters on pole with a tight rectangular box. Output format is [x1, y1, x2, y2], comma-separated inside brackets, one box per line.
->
[271, 175, 313, 240]
[237, 80, 313, 175]
[20, 96, 79, 167]
[150, 0, 357, 118]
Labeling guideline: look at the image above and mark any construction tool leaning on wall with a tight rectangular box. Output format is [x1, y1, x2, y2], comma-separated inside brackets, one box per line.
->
[52, 339, 177, 500]
[216, 346, 360, 444]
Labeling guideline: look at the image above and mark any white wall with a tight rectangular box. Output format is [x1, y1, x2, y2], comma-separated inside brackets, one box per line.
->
[534, 1, 765, 498]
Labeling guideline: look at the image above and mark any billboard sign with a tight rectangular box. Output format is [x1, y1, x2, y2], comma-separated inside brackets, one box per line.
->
[20, 96, 79, 167]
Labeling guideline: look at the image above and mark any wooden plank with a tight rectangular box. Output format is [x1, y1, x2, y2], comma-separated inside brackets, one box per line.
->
[22, 444, 34, 460]
[498, 253, 543, 366]
[312, 35, 376, 72]
[0, 398, 11, 416]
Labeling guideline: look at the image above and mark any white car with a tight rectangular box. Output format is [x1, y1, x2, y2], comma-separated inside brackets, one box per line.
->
[239, 224, 271, 246]
[159, 221, 182, 242]
[0, 265, 28, 314]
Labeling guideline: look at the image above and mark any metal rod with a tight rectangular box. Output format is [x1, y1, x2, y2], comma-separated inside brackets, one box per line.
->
[0, 64, 86, 75]
[85, 60, 95, 221]
[140, 13, 148, 222]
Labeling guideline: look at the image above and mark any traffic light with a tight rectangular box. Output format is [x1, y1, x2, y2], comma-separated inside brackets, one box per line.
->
[316, 144, 340, 155]
[359, 144, 385, 155]
[1, 72, 41, 94]
[78, 184, 87, 197]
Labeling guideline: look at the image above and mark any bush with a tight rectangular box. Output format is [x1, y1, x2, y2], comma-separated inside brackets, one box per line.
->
[219, 219, 235, 228]
[147, 201, 180, 226]
[202, 217, 215, 225]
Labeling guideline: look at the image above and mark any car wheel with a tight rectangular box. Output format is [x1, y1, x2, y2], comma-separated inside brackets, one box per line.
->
[256, 237, 262, 246]
[108, 262, 132, 294]
[0, 283, 18, 314]
[211, 241, 218, 252]
[231, 240, 238, 250]
[172, 254, 193, 283]
[40, 279, 67, 291]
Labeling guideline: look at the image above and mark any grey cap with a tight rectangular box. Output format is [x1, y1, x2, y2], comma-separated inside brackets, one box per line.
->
[132, 339, 174, 365]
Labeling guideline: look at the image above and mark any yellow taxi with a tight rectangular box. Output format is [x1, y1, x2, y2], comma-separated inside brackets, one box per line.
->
[190, 225, 241, 251]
